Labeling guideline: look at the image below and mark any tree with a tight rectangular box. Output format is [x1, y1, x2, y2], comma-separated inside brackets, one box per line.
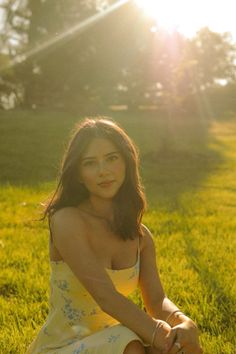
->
[20, 0, 122, 109]
[0, 0, 30, 108]
[1, 1, 236, 112]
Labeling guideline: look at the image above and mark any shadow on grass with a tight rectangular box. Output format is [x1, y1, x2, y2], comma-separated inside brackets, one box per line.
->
[0, 108, 233, 210]
[139, 113, 227, 210]
[142, 144, 223, 210]
[0, 109, 80, 186]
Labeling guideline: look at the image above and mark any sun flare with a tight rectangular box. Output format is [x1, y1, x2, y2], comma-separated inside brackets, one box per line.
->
[134, 0, 236, 38]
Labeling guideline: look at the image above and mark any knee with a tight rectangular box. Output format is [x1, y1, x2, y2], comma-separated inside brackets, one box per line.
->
[123, 340, 146, 354]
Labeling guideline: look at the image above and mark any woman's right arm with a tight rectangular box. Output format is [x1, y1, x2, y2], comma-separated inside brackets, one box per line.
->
[50, 208, 172, 353]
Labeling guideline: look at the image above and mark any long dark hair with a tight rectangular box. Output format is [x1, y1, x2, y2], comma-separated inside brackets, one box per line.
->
[41, 116, 147, 240]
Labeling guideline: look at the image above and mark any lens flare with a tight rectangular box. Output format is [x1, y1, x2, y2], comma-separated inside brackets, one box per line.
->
[134, 0, 236, 38]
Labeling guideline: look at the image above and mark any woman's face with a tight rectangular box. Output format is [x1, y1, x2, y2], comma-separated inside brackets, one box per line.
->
[78, 138, 126, 200]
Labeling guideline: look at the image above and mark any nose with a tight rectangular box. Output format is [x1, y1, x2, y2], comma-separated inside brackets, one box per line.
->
[97, 161, 109, 175]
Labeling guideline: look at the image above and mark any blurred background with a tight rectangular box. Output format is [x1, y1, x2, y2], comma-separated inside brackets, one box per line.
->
[0, 0, 236, 115]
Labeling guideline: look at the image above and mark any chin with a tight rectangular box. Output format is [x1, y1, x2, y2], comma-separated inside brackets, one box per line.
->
[94, 189, 119, 200]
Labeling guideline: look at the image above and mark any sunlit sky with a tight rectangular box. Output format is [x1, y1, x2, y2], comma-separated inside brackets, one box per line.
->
[0, 0, 236, 43]
[135, 0, 236, 41]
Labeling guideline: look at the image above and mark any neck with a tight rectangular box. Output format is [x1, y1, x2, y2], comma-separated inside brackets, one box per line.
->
[84, 196, 114, 222]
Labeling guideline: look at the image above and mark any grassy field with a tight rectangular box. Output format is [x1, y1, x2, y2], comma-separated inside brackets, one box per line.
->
[0, 109, 235, 353]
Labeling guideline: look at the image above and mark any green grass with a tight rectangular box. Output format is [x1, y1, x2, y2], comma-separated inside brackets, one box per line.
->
[0, 109, 235, 353]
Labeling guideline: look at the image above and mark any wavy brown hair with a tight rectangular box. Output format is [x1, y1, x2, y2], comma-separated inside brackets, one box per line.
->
[40, 116, 147, 240]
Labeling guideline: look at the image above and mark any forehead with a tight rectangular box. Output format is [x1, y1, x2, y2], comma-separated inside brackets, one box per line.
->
[82, 138, 118, 157]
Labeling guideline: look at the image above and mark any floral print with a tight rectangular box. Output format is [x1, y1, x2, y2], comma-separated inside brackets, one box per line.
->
[72, 343, 85, 354]
[62, 296, 86, 324]
[55, 279, 70, 292]
[107, 334, 121, 344]
[26, 237, 145, 353]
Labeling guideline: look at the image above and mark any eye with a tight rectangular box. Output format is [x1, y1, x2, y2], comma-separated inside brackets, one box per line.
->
[108, 155, 118, 161]
[83, 160, 96, 166]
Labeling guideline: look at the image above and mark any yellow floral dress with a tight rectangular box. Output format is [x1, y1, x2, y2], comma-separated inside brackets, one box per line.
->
[26, 236, 149, 353]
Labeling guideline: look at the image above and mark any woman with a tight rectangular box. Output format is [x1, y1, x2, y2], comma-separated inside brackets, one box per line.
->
[26, 117, 202, 354]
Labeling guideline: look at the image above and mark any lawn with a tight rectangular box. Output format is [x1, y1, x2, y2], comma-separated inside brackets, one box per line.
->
[0, 109, 235, 353]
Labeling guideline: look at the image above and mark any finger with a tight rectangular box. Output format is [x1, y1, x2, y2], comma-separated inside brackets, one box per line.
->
[166, 341, 182, 354]
[172, 332, 187, 348]
[166, 328, 178, 351]
[166, 343, 181, 354]
[145, 346, 162, 354]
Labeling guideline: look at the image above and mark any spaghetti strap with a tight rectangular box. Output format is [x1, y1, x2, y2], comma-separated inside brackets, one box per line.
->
[137, 234, 141, 261]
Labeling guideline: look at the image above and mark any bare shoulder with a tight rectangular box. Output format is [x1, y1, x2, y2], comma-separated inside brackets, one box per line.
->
[141, 223, 153, 237]
[50, 207, 87, 241]
[140, 223, 155, 250]
[48, 206, 117, 308]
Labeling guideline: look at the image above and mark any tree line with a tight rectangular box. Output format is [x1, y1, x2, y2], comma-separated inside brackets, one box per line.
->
[0, 0, 236, 114]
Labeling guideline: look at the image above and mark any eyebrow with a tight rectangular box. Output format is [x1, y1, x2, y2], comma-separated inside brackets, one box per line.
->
[81, 151, 119, 161]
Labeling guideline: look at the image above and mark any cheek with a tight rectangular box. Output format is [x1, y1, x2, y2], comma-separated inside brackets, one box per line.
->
[116, 160, 126, 177]
[80, 168, 96, 184]
[84, 172, 96, 184]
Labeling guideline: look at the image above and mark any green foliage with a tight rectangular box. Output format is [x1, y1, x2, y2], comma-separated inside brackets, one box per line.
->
[2, 1, 236, 112]
[0, 110, 235, 353]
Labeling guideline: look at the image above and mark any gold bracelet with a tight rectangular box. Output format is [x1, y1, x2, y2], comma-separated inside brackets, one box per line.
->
[151, 321, 161, 348]
[165, 310, 184, 324]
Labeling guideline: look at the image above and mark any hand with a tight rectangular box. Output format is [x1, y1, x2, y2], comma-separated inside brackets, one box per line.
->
[165, 320, 203, 354]
[151, 319, 174, 354]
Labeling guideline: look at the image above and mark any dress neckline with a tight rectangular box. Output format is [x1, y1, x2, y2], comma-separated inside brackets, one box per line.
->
[50, 255, 139, 272]
[50, 235, 141, 272]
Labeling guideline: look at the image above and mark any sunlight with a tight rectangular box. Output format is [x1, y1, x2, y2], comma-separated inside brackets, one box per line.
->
[0, 0, 129, 73]
[135, 0, 189, 33]
[134, 0, 236, 38]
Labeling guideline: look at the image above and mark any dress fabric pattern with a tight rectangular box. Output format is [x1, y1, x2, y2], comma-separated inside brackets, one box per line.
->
[26, 236, 148, 354]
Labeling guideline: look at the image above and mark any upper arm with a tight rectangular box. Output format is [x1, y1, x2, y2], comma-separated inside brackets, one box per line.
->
[139, 224, 165, 312]
[50, 208, 117, 309]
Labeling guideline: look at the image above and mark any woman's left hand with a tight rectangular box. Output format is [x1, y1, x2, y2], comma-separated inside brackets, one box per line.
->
[165, 320, 203, 354]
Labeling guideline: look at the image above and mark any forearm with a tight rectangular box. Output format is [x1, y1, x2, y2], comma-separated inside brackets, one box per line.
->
[145, 296, 197, 328]
[102, 291, 159, 346]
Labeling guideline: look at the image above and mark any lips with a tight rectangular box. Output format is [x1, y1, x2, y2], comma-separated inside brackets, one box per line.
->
[98, 180, 114, 186]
